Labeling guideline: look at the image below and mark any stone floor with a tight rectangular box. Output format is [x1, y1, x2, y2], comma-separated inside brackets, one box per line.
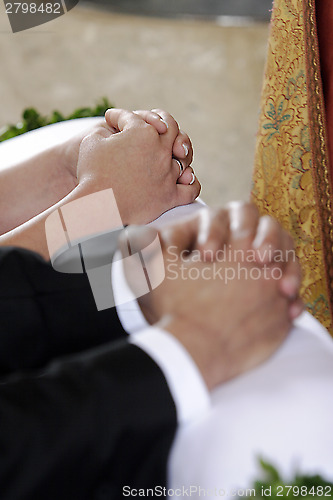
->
[0, 3, 270, 206]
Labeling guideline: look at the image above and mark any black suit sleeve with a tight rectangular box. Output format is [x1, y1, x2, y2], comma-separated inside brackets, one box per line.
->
[0, 340, 177, 500]
[0, 247, 177, 499]
[0, 247, 127, 375]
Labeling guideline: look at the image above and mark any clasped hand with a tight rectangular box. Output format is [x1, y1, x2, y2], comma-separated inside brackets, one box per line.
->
[120, 202, 303, 390]
[73, 108, 201, 225]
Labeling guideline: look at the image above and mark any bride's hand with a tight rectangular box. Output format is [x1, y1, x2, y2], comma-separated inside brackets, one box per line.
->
[75, 109, 201, 225]
[60, 109, 194, 186]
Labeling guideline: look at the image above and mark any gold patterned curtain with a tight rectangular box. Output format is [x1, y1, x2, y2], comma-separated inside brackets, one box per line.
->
[252, 0, 333, 333]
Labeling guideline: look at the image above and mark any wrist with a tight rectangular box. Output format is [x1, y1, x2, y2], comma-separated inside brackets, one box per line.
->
[59, 119, 109, 183]
[138, 297, 160, 325]
[57, 138, 81, 186]
[160, 314, 220, 391]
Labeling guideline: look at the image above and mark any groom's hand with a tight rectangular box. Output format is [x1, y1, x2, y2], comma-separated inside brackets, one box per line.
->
[120, 202, 303, 389]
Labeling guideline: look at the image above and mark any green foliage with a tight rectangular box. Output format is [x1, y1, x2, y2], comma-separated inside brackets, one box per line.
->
[251, 459, 333, 499]
[0, 97, 113, 142]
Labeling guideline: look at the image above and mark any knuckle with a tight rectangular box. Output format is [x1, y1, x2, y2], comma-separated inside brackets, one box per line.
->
[138, 122, 160, 141]
[81, 132, 99, 147]
[151, 107, 165, 115]
[227, 200, 259, 218]
[92, 125, 111, 138]
[242, 201, 259, 215]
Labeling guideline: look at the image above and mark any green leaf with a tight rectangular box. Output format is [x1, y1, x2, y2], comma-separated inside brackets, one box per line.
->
[0, 97, 114, 142]
[241, 460, 333, 500]
[259, 458, 281, 482]
[50, 111, 65, 123]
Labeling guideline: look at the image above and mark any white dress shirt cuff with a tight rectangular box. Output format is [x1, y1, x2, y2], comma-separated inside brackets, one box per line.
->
[129, 326, 211, 425]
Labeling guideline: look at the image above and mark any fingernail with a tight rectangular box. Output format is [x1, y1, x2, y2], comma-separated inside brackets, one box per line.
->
[252, 232, 265, 249]
[160, 118, 168, 129]
[189, 173, 195, 185]
[229, 218, 251, 240]
[227, 201, 252, 240]
[197, 209, 210, 246]
[182, 143, 189, 156]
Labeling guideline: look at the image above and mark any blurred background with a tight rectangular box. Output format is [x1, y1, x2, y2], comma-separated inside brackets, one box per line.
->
[0, 0, 272, 206]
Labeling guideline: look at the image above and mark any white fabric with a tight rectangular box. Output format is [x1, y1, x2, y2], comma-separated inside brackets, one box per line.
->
[130, 327, 210, 425]
[4, 119, 333, 492]
[169, 311, 333, 497]
[0, 117, 101, 170]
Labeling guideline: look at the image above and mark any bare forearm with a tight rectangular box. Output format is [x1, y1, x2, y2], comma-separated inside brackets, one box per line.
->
[0, 144, 77, 234]
[0, 183, 91, 260]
